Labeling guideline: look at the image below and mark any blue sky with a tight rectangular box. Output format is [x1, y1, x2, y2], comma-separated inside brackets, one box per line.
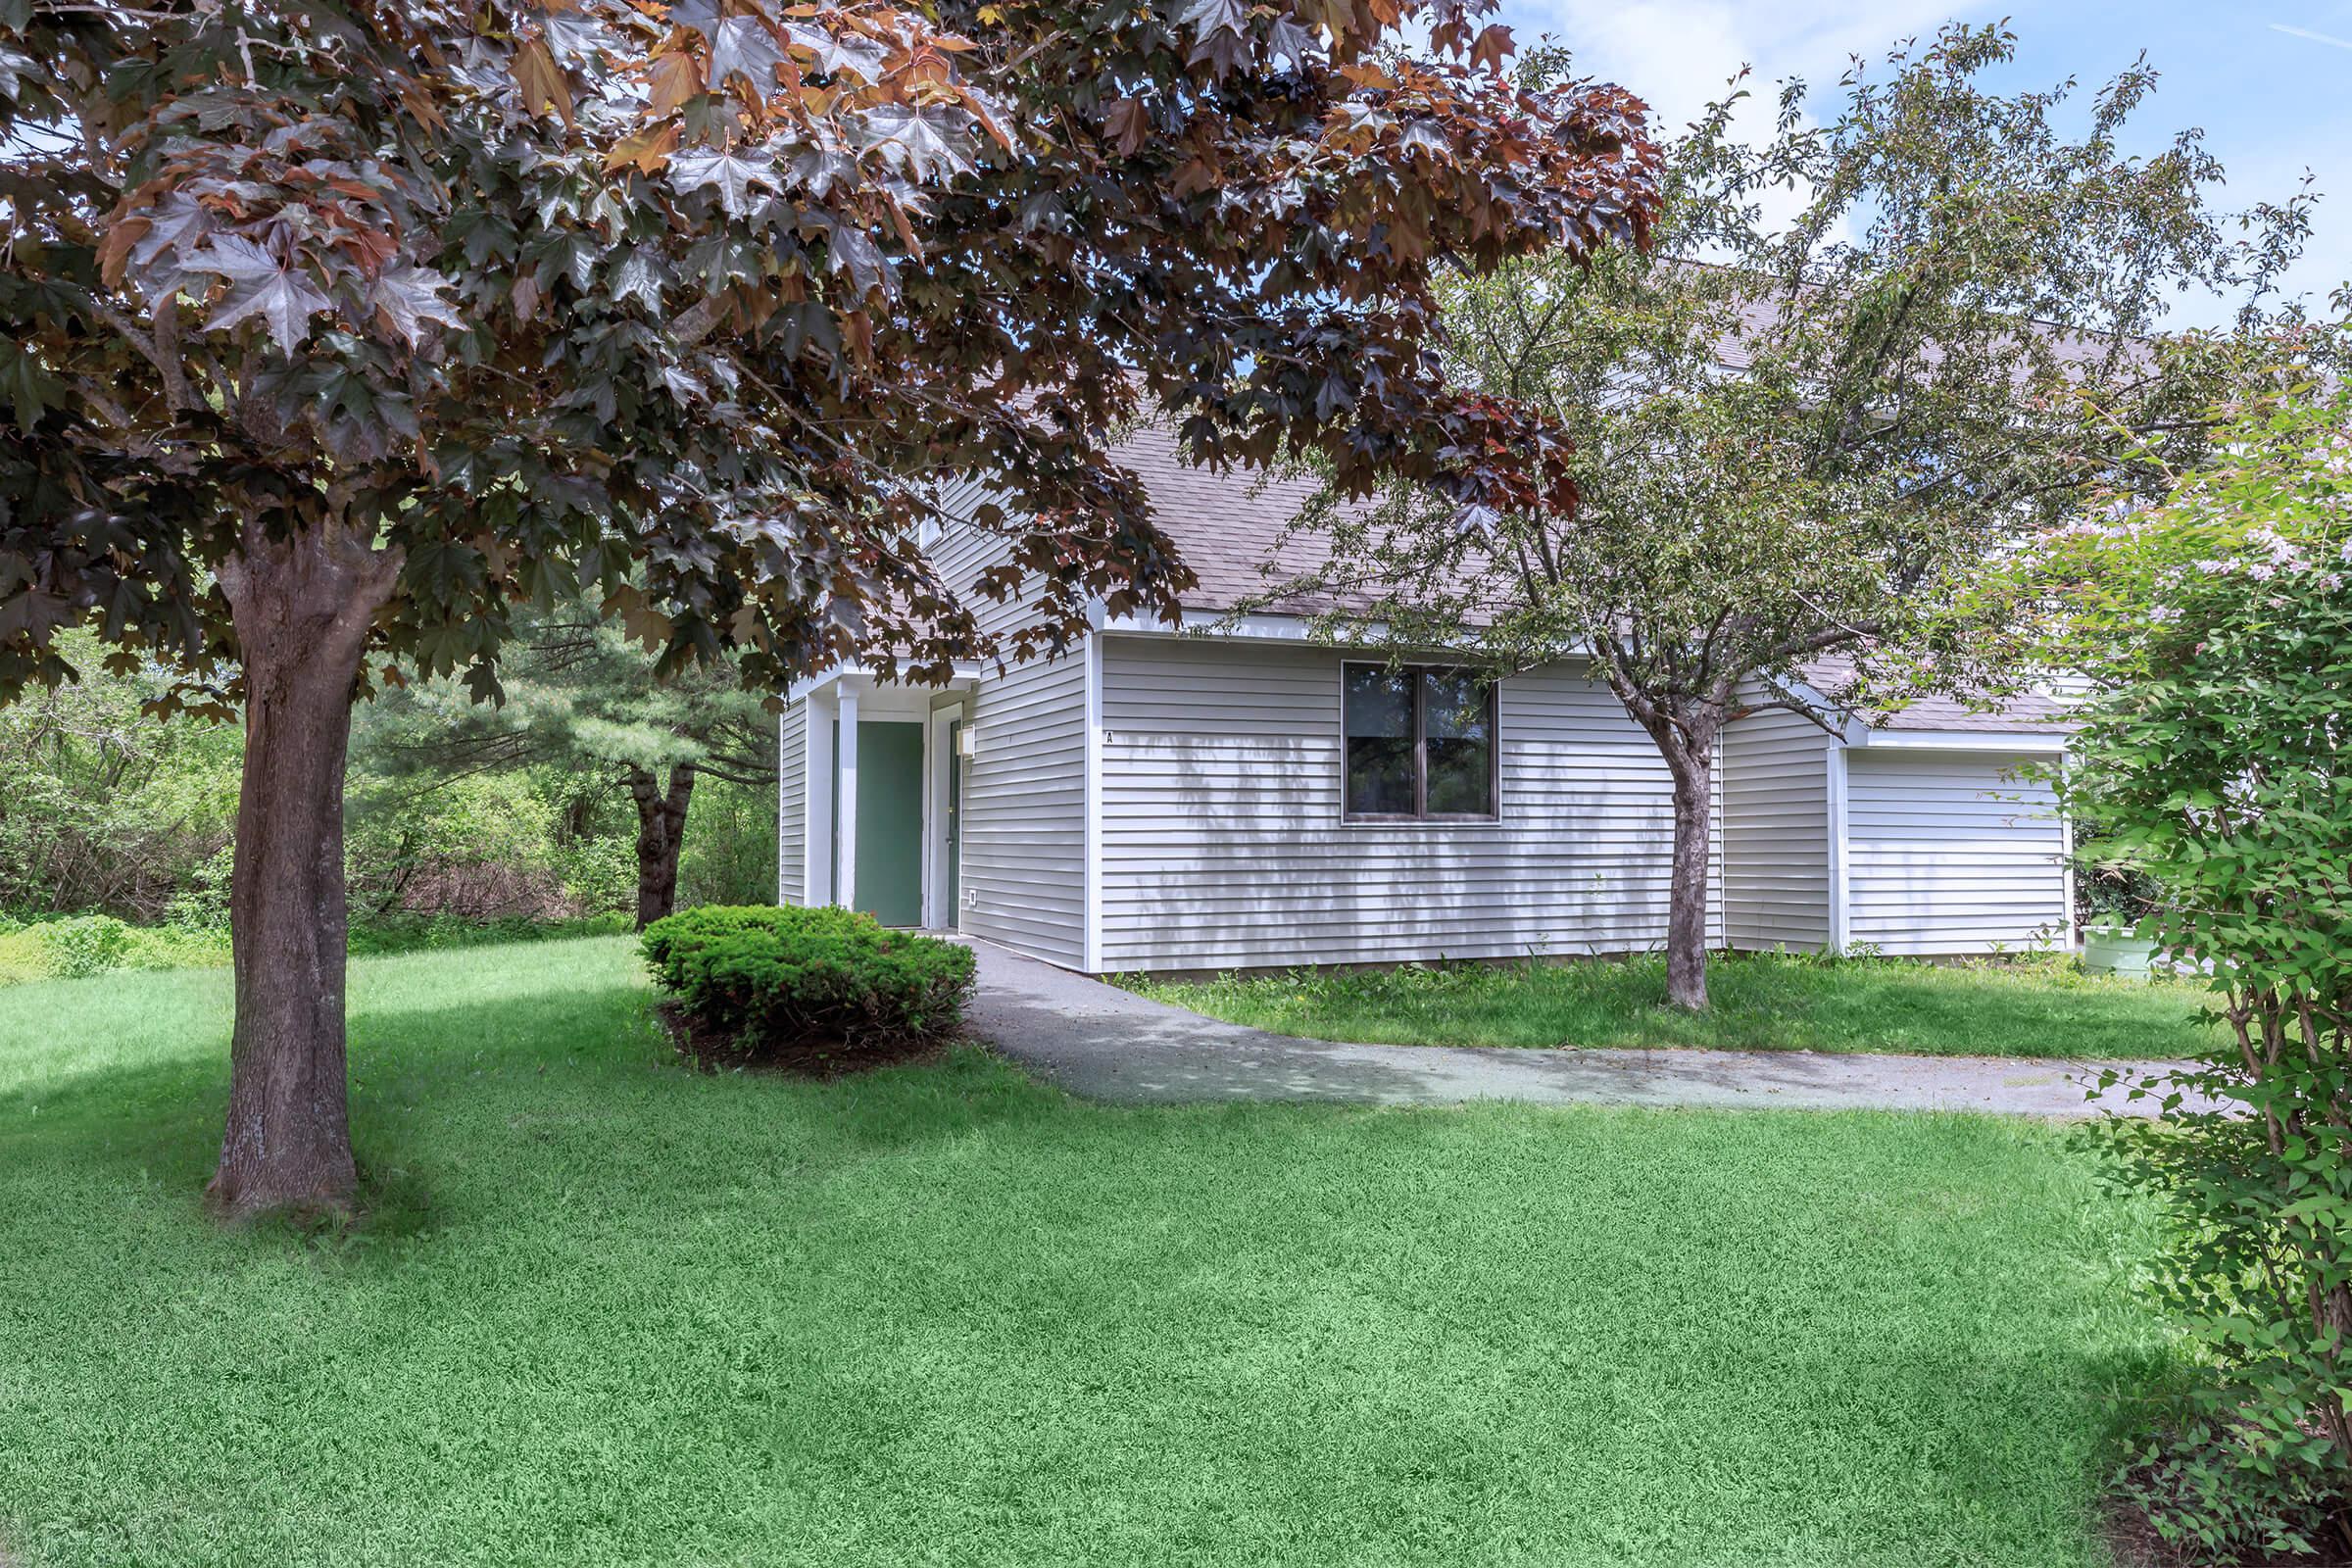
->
[1495, 1, 2352, 325]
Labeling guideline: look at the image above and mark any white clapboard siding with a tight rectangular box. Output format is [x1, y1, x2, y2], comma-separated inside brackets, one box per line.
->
[928, 515, 1087, 967]
[1844, 751, 2068, 956]
[1097, 636, 1721, 971]
[1719, 704, 1835, 953]
[777, 699, 807, 906]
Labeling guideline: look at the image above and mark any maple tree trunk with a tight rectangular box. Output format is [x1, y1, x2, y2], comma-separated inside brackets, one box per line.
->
[207, 522, 398, 1223]
[1662, 737, 1715, 1013]
[629, 761, 696, 929]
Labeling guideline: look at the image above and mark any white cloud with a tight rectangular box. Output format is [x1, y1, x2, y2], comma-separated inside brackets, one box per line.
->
[1494, 0, 1954, 239]
[1498, 0, 1956, 138]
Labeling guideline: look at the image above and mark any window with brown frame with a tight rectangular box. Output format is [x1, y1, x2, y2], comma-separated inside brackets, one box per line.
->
[1342, 663, 1497, 821]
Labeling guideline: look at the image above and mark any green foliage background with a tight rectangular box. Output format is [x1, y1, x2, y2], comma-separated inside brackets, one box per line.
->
[0, 633, 776, 982]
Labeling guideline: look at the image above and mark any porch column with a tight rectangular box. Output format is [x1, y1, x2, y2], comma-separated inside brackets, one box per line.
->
[806, 690, 836, 906]
[835, 688, 858, 910]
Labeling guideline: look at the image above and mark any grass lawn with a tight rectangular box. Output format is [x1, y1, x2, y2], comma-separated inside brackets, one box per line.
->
[1126, 953, 2222, 1059]
[0, 937, 2167, 1567]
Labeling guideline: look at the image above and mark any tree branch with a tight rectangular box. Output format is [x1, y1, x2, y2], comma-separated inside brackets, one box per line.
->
[89, 296, 195, 415]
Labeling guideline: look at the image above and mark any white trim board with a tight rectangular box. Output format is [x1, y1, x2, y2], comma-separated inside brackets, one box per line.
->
[925, 706, 962, 930]
[1826, 744, 1852, 955]
[805, 690, 836, 906]
[787, 662, 985, 704]
[1083, 630, 1104, 971]
[1847, 729, 2071, 755]
[1096, 609, 1331, 642]
[835, 690, 858, 910]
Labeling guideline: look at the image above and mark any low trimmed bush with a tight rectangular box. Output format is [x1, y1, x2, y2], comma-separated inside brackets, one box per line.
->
[641, 905, 976, 1063]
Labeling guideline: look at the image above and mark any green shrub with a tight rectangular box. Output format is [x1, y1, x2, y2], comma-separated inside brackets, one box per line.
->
[37, 914, 132, 979]
[641, 905, 975, 1063]
[0, 914, 231, 985]
[547, 826, 636, 917]
[0, 927, 44, 985]
[2030, 392, 2352, 1560]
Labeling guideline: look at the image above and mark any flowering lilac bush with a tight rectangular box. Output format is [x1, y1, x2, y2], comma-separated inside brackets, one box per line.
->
[2030, 391, 2352, 1559]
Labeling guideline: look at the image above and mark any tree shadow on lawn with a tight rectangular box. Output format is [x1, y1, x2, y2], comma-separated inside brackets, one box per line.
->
[0, 964, 1071, 1245]
[0, 1040, 2180, 1568]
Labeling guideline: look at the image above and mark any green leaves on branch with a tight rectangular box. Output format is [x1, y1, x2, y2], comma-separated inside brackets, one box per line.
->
[2037, 391, 2352, 1560]
[1258, 22, 2329, 736]
[0, 0, 1661, 710]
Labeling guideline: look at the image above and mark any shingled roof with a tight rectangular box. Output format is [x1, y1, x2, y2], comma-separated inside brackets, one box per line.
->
[1110, 426, 2074, 739]
[1799, 656, 2077, 735]
[1113, 423, 1341, 613]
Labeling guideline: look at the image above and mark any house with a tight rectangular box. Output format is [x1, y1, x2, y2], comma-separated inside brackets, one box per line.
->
[776, 429, 2075, 973]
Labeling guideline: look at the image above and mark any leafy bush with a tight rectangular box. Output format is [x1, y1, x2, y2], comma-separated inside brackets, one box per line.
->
[119, 921, 233, 974]
[0, 913, 220, 984]
[547, 824, 637, 918]
[0, 926, 41, 985]
[2030, 392, 2352, 1560]
[37, 914, 132, 978]
[641, 906, 975, 1063]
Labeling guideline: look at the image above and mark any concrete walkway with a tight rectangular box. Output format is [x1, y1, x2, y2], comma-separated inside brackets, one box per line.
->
[960, 939, 2208, 1119]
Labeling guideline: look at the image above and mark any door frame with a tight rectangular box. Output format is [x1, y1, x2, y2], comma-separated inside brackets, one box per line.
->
[926, 704, 965, 930]
[828, 712, 928, 926]
[797, 671, 981, 926]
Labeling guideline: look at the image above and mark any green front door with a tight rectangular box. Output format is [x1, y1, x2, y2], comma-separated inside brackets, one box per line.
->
[854, 719, 924, 927]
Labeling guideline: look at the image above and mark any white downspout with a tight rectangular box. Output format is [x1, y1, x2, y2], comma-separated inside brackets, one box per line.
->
[2058, 751, 2077, 948]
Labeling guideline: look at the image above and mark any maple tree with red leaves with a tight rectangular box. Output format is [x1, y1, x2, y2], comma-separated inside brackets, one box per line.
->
[0, 0, 1658, 1219]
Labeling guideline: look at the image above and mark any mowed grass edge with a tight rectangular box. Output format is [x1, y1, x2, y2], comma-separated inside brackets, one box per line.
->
[1126, 951, 2220, 1059]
